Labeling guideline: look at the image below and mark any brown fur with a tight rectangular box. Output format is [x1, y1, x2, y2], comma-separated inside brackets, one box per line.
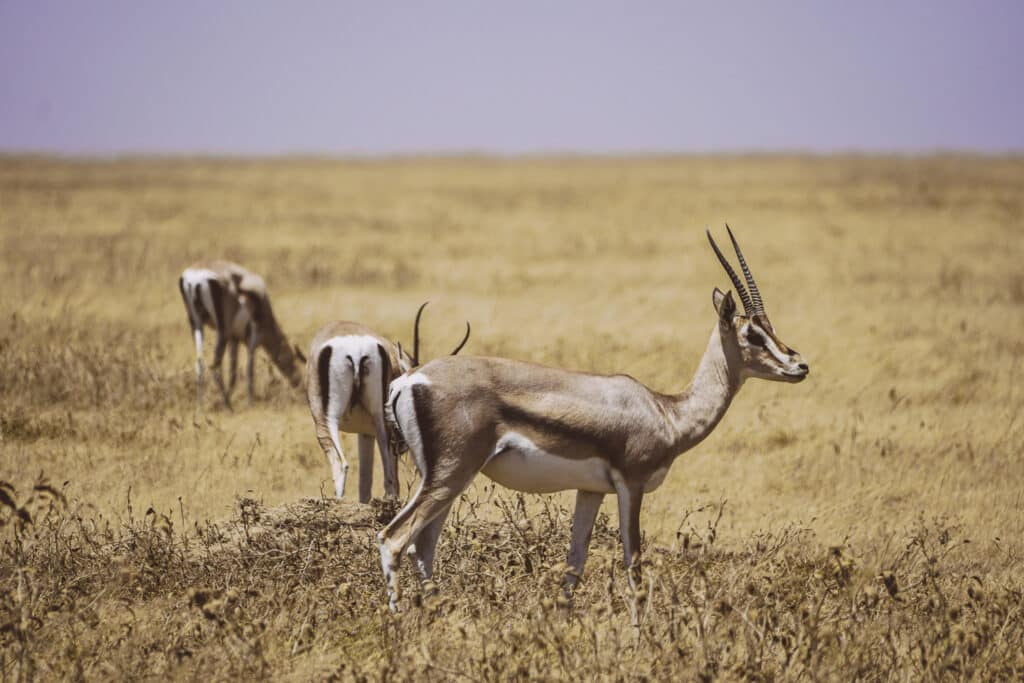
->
[379, 286, 808, 608]
[181, 260, 303, 409]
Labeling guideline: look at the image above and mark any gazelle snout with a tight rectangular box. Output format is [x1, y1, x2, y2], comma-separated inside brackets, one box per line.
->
[781, 350, 809, 382]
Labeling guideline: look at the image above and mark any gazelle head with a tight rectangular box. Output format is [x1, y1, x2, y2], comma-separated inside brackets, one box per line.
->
[273, 343, 306, 388]
[708, 226, 809, 383]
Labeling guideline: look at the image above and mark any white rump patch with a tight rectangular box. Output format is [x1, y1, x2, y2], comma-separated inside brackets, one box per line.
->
[324, 335, 382, 362]
[180, 268, 220, 327]
[324, 335, 387, 435]
[482, 432, 614, 494]
[181, 268, 218, 286]
[387, 371, 431, 479]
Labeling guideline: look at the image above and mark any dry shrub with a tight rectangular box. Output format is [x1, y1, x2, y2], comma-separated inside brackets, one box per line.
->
[1, 485, 1022, 681]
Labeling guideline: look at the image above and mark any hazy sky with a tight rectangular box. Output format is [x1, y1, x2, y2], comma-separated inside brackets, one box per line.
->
[1, 1, 1021, 155]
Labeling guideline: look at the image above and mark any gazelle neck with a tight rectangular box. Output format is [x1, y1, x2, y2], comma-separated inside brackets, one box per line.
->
[666, 324, 744, 456]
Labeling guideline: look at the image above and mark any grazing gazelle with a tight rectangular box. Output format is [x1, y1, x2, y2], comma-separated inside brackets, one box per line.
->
[379, 227, 809, 610]
[306, 303, 470, 503]
[178, 261, 305, 411]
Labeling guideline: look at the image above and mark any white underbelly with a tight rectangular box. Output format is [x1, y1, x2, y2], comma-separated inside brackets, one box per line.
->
[481, 447, 614, 494]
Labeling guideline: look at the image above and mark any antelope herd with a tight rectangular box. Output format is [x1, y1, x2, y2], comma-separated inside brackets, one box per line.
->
[179, 227, 808, 611]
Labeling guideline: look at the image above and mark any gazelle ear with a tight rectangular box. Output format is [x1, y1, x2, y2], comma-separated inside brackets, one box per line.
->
[713, 288, 736, 322]
[294, 345, 306, 363]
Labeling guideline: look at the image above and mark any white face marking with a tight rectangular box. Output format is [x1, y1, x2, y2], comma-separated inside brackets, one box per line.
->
[481, 432, 614, 494]
[754, 324, 789, 364]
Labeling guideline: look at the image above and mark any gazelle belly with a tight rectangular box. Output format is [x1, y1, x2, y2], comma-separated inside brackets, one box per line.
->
[230, 307, 252, 339]
[339, 403, 375, 436]
[481, 432, 614, 494]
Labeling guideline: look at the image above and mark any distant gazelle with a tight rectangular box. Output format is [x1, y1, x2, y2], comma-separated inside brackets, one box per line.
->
[178, 261, 305, 411]
[306, 303, 470, 503]
[379, 227, 809, 610]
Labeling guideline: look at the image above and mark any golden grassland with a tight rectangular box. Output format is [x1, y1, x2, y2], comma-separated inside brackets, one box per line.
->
[1, 155, 1022, 679]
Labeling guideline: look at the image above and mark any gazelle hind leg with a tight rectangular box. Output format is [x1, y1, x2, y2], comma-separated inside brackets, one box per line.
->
[192, 327, 205, 402]
[378, 376, 475, 610]
[178, 277, 205, 403]
[378, 485, 462, 612]
[357, 434, 375, 504]
[363, 354, 399, 500]
[408, 500, 454, 584]
[227, 340, 239, 395]
[325, 356, 358, 499]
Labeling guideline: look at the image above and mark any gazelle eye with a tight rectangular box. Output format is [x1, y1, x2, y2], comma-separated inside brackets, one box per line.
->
[746, 329, 766, 347]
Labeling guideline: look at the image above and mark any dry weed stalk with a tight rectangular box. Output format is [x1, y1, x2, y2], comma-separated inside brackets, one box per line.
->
[0, 490, 1020, 680]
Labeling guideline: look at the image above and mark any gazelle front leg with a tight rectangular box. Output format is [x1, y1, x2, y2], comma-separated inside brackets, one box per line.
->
[246, 325, 260, 403]
[564, 490, 605, 594]
[374, 417, 400, 501]
[227, 340, 240, 396]
[613, 477, 645, 591]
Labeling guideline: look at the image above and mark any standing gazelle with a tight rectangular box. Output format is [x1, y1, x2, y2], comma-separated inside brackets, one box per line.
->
[379, 227, 809, 610]
[178, 261, 305, 411]
[306, 303, 470, 503]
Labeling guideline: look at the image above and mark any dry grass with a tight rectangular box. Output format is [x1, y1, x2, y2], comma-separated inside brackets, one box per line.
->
[1, 154, 1023, 679]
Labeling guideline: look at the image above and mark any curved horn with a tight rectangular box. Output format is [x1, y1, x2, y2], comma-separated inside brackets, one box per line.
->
[412, 300, 428, 367]
[726, 224, 765, 316]
[449, 321, 471, 356]
[706, 228, 753, 314]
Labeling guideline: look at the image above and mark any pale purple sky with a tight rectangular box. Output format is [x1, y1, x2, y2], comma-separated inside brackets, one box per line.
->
[1, 1, 1021, 155]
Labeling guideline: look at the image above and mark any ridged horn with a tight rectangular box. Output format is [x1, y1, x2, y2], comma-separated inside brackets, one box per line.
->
[726, 224, 765, 316]
[706, 228, 753, 314]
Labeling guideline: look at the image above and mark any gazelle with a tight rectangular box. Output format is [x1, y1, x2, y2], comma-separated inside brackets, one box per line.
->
[178, 260, 305, 411]
[306, 303, 470, 503]
[379, 227, 809, 610]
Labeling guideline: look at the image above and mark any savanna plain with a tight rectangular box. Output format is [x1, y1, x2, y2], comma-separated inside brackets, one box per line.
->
[1, 155, 1022, 680]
